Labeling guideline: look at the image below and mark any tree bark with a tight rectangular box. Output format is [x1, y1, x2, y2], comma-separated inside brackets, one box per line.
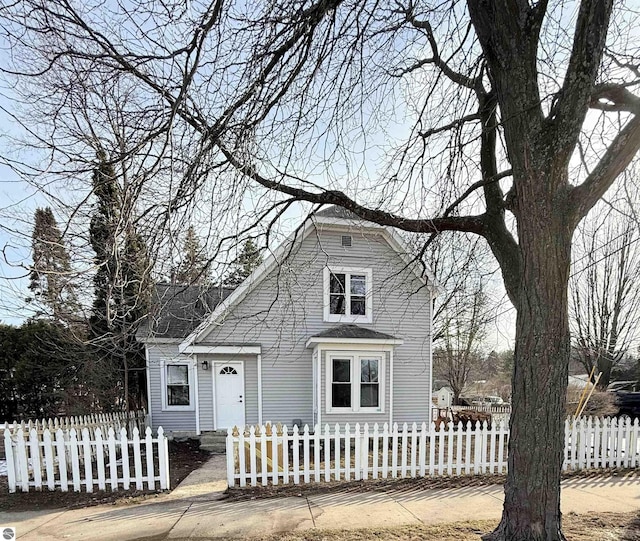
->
[484, 192, 573, 540]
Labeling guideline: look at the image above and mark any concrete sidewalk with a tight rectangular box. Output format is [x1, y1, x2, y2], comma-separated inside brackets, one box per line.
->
[2, 456, 639, 540]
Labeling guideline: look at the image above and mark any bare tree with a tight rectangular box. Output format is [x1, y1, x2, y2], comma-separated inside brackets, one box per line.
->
[433, 285, 487, 404]
[571, 201, 640, 388]
[1, 2, 640, 539]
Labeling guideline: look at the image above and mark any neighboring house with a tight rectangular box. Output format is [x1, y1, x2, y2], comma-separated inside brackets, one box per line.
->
[137, 206, 437, 435]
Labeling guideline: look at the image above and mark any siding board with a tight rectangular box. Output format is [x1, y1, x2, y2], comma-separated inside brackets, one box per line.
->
[200, 226, 432, 426]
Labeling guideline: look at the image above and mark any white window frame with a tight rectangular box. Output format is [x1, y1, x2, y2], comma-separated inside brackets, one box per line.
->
[326, 351, 385, 413]
[323, 267, 373, 323]
[160, 359, 196, 411]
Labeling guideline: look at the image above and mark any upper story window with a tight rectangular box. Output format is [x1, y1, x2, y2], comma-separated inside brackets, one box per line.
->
[323, 267, 373, 323]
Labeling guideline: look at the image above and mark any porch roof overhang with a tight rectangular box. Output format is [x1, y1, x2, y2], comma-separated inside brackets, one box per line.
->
[180, 344, 261, 355]
[305, 324, 403, 349]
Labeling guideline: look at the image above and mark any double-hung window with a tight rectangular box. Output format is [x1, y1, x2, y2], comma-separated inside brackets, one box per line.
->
[328, 353, 383, 412]
[324, 267, 372, 323]
[161, 360, 194, 411]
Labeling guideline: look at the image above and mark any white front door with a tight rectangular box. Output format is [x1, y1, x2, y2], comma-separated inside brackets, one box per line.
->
[214, 362, 245, 429]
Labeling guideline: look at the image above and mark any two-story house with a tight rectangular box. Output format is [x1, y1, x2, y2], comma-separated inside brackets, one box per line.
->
[137, 206, 436, 436]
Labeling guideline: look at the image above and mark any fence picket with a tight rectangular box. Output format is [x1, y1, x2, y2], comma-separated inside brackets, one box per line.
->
[108, 428, 118, 490]
[4, 430, 16, 493]
[303, 425, 310, 484]
[43, 429, 56, 491]
[401, 423, 408, 478]
[120, 428, 130, 490]
[345, 423, 352, 481]
[292, 425, 300, 485]
[361, 423, 370, 480]
[372, 423, 379, 479]
[323, 424, 330, 483]
[238, 429, 246, 488]
[382, 423, 389, 479]
[69, 429, 81, 491]
[313, 425, 321, 482]
[249, 426, 258, 487]
[16, 429, 29, 492]
[410, 423, 418, 478]
[133, 428, 143, 490]
[354, 423, 361, 481]
[391, 423, 398, 478]
[419, 422, 427, 477]
[333, 424, 340, 482]
[145, 427, 155, 490]
[29, 428, 43, 490]
[437, 423, 445, 475]
[446, 422, 454, 476]
[282, 425, 290, 484]
[55, 429, 68, 492]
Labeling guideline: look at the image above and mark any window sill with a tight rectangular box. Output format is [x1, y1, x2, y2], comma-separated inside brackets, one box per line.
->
[324, 314, 372, 324]
[326, 408, 385, 414]
[161, 405, 195, 412]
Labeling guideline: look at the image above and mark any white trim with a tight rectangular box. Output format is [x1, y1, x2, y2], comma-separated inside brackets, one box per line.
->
[181, 345, 261, 355]
[325, 351, 385, 414]
[323, 267, 373, 324]
[211, 362, 217, 430]
[179, 211, 439, 351]
[213, 361, 246, 429]
[160, 359, 196, 412]
[144, 348, 153, 428]
[306, 337, 403, 348]
[389, 349, 394, 425]
[194, 355, 200, 435]
[257, 353, 263, 425]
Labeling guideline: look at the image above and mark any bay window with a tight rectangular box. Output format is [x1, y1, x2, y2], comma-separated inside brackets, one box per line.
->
[327, 353, 383, 412]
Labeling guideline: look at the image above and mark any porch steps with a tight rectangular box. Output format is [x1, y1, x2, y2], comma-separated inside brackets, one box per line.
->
[199, 430, 228, 453]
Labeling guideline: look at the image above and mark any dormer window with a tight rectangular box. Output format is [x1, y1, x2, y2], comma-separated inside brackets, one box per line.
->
[323, 267, 372, 323]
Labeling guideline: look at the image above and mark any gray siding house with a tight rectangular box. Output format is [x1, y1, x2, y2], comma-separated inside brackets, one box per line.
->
[138, 207, 436, 435]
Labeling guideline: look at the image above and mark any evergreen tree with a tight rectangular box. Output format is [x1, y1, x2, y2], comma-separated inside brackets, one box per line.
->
[224, 239, 262, 287]
[173, 225, 209, 284]
[28, 207, 78, 322]
[89, 151, 150, 410]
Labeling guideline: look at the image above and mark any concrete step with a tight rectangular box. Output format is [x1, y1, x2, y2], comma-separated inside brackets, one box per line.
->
[199, 431, 228, 453]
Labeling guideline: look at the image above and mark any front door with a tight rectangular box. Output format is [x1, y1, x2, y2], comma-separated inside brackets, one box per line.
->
[214, 362, 245, 429]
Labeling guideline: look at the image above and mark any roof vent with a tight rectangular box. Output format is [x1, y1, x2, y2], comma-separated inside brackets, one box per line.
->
[341, 235, 352, 247]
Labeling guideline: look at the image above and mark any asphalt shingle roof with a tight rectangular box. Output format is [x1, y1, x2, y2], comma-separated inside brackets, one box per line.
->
[311, 324, 397, 341]
[136, 283, 234, 340]
[315, 206, 363, 220]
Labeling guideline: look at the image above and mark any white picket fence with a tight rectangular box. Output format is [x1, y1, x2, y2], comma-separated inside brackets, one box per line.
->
[1, 410, 147, 443]
[3, 426, 169, 493]
[227, 416, 640, 487]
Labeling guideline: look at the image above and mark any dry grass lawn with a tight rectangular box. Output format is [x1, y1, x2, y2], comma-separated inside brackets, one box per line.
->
[212, 512, 639, 541]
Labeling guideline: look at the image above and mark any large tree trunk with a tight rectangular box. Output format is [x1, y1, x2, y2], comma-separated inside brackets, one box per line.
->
[486, 202, 573, 540]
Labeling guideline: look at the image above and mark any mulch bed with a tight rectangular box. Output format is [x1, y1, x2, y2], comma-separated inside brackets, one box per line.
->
[0, 438, 210, 512]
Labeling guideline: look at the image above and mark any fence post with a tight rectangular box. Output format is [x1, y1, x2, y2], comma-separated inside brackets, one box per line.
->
[157, 427, 169, 490]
